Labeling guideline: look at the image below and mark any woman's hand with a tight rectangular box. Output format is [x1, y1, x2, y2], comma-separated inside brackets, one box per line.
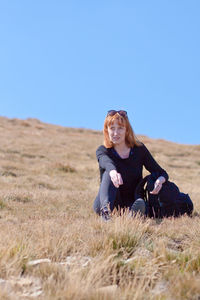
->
[150, 176, 166, 195]
[109, 170, 123, 188]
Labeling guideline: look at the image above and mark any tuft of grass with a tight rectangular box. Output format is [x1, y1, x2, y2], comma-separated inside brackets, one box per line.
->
[21, 153, 36, 159]
[1, 171, 17, 177]
[36, 182, 57, 190]
[4, 193, 32, 203]
[110, 231, 139, 254]
[11, 196, 31, 203]
[20, 120, 31, 127]
[0, 200, 6, 209]
[55, 162, 76, 173]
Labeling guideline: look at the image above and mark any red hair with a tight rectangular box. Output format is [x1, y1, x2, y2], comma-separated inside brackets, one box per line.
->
[103, 113, 142, 148]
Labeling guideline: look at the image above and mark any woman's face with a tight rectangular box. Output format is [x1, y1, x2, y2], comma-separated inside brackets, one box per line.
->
[108, 120, 126, 146]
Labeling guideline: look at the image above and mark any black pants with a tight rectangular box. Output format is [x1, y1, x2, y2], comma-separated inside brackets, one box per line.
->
[93, 171, 146, 215]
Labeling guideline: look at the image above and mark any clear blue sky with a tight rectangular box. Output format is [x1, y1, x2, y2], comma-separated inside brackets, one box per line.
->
[0, 1, 199, 144]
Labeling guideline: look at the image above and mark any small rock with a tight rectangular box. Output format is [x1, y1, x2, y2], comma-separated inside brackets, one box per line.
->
[0, 278, 12, 292]
[0, 276, 42, 298]
[97, 284, 118, 294]
[134, 247, 152, 258]
[59, 256, 91, 268]
[10, 276, 33, 287]
[123, 248, 152, 264]
[27, 258, 51, 266]
[152, 280, 168, 295]
[22, 288, 43, 298]
[10, 276, 42, 298]
[123, 257, 136, 264]
[0, 278, 6, 285]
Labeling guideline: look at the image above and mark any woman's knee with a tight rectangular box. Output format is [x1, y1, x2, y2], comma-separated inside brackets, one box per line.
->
[130, 198, 146, 216]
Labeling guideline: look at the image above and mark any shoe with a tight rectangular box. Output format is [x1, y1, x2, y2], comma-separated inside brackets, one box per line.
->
[100, 208, 111, 222]
[130, 198, 146, 216]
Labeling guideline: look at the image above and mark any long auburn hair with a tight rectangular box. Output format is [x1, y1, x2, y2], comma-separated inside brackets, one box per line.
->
[103, 113, 142, 148]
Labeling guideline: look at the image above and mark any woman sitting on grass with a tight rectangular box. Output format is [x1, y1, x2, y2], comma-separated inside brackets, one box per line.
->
[93, 110, 169, 221]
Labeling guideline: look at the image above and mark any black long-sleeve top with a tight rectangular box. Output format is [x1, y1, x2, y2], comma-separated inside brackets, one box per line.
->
[96, 144, 168, 207]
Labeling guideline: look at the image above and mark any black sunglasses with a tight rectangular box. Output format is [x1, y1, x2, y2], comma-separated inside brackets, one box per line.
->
[107, 110, 128, 117]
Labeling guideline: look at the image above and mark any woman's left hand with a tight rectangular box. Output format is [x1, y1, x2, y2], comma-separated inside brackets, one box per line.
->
[150, 180, 162, 195]
[150, 175, 166, 195]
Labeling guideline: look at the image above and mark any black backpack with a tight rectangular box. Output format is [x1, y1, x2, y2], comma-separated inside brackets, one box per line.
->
[135, 172, 193, 218]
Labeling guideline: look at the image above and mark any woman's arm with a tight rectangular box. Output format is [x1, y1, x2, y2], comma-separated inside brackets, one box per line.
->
[142, 145, 168, 194]
[142, 145, 168, 181]
[96, 145, 117, 172]
[96, 146, 123, 188]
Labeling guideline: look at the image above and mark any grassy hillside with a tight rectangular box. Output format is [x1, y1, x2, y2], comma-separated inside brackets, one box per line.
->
[0, 116, 200, 300]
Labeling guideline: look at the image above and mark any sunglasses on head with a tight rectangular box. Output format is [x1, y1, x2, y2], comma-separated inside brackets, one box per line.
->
[107, 110, 128, 117]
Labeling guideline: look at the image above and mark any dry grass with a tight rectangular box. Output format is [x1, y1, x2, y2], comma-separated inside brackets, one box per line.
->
[0, 116, 200, 299]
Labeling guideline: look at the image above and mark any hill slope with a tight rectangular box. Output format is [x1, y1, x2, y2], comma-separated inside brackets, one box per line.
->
[0, 116, 200, 299]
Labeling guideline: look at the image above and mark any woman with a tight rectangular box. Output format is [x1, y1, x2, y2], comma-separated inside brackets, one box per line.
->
[93, 110, 168, 220]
